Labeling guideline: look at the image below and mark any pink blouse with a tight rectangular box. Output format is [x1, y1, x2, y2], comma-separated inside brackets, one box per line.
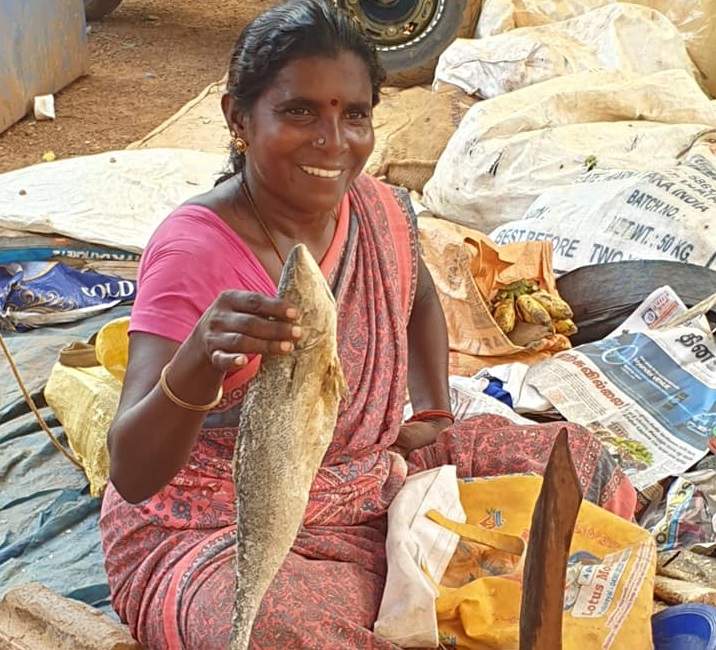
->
[129, 199, 350, 390]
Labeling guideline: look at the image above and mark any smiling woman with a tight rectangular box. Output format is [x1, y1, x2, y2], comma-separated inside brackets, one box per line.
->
[99, 1, 637, 648]
[207, 1, 386, 279]
[221, 49, 377, 262]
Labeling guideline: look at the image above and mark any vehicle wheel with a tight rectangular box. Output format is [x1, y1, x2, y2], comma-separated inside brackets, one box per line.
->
[341, 0, 481, 87]
[84, 0, 123, 21]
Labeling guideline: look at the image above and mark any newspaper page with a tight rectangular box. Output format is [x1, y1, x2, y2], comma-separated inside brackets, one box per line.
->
[527, 321, 716, 490]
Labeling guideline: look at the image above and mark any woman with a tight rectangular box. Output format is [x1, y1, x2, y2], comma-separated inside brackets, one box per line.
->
[101, 2, 636, 648]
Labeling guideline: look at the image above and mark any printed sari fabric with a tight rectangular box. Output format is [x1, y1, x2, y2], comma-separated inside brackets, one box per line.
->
[100, 175, 636, 649]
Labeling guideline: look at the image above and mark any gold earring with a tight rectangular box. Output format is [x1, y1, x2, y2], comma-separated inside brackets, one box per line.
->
[232, 134, 248, 154]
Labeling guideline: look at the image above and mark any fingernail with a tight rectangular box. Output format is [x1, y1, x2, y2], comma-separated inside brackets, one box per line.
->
[234, 354, 247, 367]
[286, 308, 298, 319]
[280, 341, 293, 352]
[292, 326, 302, 339]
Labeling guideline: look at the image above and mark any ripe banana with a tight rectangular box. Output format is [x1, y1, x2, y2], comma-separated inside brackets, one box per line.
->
[493, 297, 516, 334]
[531, 290, 574, 320]
[516, 294, 553, 329]
[554, 319, 578, 336]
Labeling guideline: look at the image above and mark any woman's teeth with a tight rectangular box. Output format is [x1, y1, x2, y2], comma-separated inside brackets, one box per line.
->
[300, 165, 343, 179]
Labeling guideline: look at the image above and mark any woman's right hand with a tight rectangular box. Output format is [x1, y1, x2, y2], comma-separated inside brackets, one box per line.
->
[108, 290, 302, 503]
[189, 290, 302, 374]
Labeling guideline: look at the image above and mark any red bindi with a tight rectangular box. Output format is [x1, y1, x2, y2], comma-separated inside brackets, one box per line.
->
[330, 99, 338, 107]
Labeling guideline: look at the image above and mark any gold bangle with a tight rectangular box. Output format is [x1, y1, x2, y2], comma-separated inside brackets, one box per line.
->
[159, 363, 223, 412]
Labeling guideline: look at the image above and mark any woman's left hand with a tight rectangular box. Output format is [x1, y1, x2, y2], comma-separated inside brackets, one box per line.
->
[391, 418, 453, 458]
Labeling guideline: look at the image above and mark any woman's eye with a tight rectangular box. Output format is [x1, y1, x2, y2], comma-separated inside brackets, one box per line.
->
[287, 107, 312, 117]
[346, 110, 369, 120]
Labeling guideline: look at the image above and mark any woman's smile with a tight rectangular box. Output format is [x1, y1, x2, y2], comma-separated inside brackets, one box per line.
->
[299, 165, 345, 179]
[234, 50, 375, 217]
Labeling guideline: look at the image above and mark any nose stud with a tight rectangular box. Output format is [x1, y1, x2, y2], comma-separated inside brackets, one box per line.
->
[314, 136, 326, 147]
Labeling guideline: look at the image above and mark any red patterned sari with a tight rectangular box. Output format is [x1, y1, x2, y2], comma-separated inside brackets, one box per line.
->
[100, 175, 636, 649]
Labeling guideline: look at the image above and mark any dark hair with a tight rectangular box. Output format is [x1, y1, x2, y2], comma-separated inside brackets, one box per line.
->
[218, 0, 386, 183]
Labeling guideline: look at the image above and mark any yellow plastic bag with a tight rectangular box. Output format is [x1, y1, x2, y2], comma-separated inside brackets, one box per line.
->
[430, 475, 655, 649]
[95, 316, 130, 382]
[43, 317, 129, 496]
[44, 364, 121, 497]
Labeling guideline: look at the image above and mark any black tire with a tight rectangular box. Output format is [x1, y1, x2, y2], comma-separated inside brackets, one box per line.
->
[84, 0, 123, 21]
[343, 0, 480, 87]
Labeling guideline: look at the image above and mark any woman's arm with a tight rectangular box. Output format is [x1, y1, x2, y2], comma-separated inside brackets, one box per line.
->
[108, 291, 300, 504]
[406, 256, 451, 414]
[107, 332, 221, 504]
[393, 256, 452, 456]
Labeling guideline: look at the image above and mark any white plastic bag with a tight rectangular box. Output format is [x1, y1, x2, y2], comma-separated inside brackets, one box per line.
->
[476, 0, 716, 97]
[433, 69, 716, 145]
[374, 465, 466, 648]
[424, 121, 714, 233]
[448, 375, 535, 423]
[473, 364, 553, 414]
[489, 139, 716, 274]
[423, 68, 716, 233]
[404, 375, 533, 424]
[435, 4, 697, 99]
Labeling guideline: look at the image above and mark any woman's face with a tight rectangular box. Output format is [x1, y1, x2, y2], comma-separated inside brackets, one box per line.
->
[229, 51, 376, 216]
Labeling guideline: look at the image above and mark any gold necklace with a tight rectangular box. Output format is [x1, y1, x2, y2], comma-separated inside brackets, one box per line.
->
[241, 179, 286, 265]
[240, 178, 337, 267]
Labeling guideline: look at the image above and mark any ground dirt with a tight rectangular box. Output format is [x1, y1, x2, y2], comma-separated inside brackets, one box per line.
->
[0, 0, 273, 174]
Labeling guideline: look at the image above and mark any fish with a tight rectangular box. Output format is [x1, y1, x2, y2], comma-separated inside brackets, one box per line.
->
[230, 243, 347, 649]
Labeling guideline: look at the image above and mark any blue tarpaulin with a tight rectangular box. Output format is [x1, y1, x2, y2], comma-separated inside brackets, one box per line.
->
[0, 306, 130, 616]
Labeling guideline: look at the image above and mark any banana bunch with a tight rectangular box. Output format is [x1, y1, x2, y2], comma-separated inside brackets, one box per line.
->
[490, 280, 577, 337]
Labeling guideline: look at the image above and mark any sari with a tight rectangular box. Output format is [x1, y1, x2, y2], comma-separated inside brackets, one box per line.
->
[100, 174, 636, 649]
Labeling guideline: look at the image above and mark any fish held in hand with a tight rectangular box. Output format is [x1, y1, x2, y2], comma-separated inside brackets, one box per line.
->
[230, 244, 347, 649]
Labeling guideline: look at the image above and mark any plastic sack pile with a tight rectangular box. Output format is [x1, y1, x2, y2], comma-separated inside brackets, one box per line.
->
[419, 1, 716, 278]
[475, 0, 716, 97]
[423, 71, 716, 262]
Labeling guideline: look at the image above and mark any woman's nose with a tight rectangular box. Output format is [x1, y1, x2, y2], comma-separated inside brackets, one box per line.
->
[314, 117, 348, 153]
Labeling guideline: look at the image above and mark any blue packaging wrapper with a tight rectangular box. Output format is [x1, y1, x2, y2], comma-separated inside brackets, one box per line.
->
[0, 261, 135, 331]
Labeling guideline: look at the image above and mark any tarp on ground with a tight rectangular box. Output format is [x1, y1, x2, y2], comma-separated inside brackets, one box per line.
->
[128, 79, 229, 154]
[0, 149, 226, 253]
[0, 306, 130, 616]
